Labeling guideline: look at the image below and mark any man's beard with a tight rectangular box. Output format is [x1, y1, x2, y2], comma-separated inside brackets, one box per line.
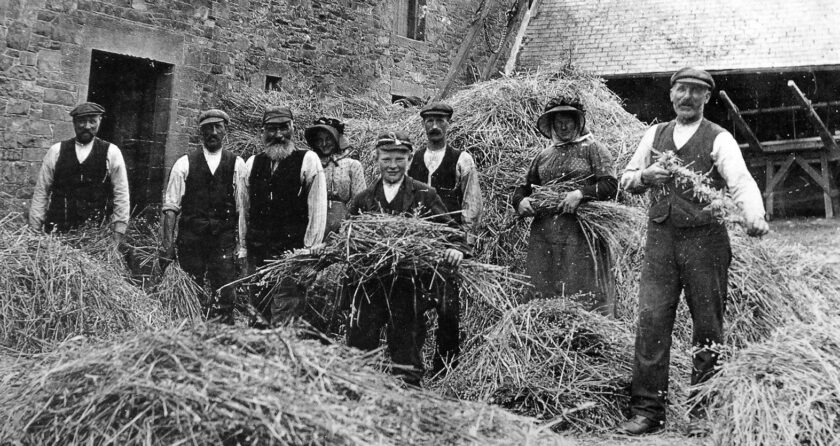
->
[265, 140, 294, 160]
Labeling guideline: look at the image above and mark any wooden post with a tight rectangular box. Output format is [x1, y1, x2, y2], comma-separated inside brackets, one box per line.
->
[433, 0, 497, 101]
[480, 0, 528, 81]
[787, 80, 840, 155]
[719, 90, 763, 154]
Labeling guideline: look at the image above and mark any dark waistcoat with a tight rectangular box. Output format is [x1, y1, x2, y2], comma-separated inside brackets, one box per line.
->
[649, 119, 726, 227]
[45, 137, 112, 232]
[179, 149, 238, 242]
[247, 150, 309, 250]
[408, 146, 463, 223]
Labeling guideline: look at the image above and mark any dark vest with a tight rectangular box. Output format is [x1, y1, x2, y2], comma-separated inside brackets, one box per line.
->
[408, 146, 463, 223]
[247, 150, 309, 251]
[649, 119, 726, 227]
[45, 137, 112, 232]
[179, 149, 238, 243]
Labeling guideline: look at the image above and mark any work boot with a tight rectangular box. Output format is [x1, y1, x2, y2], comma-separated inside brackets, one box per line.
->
[616, 415, 663, 435]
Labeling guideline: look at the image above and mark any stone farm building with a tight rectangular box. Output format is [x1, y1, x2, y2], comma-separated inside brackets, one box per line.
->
[0, 0, 515, 211]
[515, 0, 840, 217]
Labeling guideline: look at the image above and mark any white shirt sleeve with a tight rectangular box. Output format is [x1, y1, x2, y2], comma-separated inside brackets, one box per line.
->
[619, 125, 657, 193]
[457, 152, 483, 229]
[107, 144, 130, 234]
[234, 156, 248, 258]
[301, 151, 327, 247]
[711, 132, 766, 221]
[162, 155, 189, 214]
[28, 143, 62, 230]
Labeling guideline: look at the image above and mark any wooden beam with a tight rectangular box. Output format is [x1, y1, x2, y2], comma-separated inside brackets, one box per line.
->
[793, 156, 830, 192]
[433, 0, 497, 101]
[787, 80, 840, 158]
[504, 0, 542, 75]
[739, 100, 840, 116]
[480, 0, 528, 81]
[719, 90, 764, 154]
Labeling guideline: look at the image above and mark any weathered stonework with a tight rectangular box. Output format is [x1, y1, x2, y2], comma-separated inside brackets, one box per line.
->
[0, 0, 510, 203]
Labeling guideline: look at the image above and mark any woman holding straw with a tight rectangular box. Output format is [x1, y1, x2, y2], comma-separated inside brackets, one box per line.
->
[304, 117, 367, 237]
[512, 97, 618, 317]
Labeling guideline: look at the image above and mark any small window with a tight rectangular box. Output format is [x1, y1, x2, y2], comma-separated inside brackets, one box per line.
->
[397, 0, 426, 41]
[264, 75, 281, 92]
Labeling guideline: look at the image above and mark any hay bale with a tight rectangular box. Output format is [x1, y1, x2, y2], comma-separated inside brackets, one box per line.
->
[0, 326, 571, 446]
[692, 316, 840, 445]
[433, 298, 637, 432]
[0, 226, 166, 353]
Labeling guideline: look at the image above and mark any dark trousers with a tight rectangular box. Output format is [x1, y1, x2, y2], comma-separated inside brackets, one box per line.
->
[630, 221, 730, 422]
[247, 243, 305, 325]
[432, 278, 461, 374]
[178, 233, 237, 318]
[347, 276, 429, 386]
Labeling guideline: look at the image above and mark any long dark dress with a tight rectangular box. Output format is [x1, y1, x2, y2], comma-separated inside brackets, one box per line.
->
[512, 134, 618, 317]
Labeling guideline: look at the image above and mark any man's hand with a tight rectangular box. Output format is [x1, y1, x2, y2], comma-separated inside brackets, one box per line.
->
[236, 256, 248, 277]
[517, 197, 535, 217]
[443, 248, 464, 267]
[158, 243, 176, 271]
[641, 164, 673, 186]
[112, 231, 125, 246]
[745, 214, 770, 237]
[310, 243, 326, 256]
[561, 190, 584, 214]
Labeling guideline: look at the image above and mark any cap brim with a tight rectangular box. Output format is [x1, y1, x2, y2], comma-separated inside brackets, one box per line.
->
[420, 111, 452, 118]
[199, 117, 227, 126]
[71, 112, 104, 117]
[264, 117, 293, 124]
[377, 145, 412, 152]
[673, 78, 713, 89]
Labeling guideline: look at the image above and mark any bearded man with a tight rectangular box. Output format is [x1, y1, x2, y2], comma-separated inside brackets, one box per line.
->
[243, 106, 327, 325]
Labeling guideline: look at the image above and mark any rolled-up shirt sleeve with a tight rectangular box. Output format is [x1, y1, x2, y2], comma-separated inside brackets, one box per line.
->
[620, 126, 657, 194]
[301, 151, 327, 247]
[29, 143, 61, 230]
[162, 155, 189, 214]
[457, 152, 483, 229]
[712, 132, 766, 221]
[107, 145, 130, 234]
[234, 156, 248, 258]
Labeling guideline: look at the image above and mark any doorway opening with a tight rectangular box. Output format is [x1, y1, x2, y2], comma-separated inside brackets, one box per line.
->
[87, 49, 174, 213]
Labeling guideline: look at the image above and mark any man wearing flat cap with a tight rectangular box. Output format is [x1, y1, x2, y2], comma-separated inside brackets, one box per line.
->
[29, 102, 130, 242]
[161, 109, 247, 325]
[242, 106, 327, 326]
[617, 67, 769, 435]
[407, 102, 483, 375]
[346, 132, 466, 387]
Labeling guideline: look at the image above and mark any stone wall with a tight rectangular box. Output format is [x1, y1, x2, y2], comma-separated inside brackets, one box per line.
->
[0, 0, 511, 204]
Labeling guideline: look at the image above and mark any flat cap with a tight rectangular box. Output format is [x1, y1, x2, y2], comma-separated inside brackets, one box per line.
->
[419, 102, 453, 119]
[198, 109, 230, 127]
[69, 102, 105, 117]
[375, 131, 413, 152]
[671, 67, 715, 90]
[263, 106, 293, 125]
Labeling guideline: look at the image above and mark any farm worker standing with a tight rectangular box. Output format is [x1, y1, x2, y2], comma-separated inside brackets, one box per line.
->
[511, 96, 618, 317]
[29, 102, 130, 244]
[242, 106, 327, 326]
[160, 109, 247, 325]
[407, 102, 483, 375]
[346, 132, 467, 387]
[304, 116, 366, 237]
[616, 67, 769, 436]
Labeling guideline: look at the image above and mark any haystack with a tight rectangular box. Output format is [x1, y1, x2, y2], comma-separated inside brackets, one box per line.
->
[0, 225, 166, 353]
[0, 326, 571, 446]
[691, 315, 840, 446]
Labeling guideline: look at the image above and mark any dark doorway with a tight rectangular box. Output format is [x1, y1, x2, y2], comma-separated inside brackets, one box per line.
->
[87, 50, 174, 213]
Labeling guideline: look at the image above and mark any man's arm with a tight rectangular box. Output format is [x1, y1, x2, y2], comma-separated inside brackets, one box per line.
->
[29, 144, 61, 231]
[457, 152, 483, 229]
[234, 156, 249, 258]
[349, 159, 367, 198]
[160, 156, 189, 250]
[712, 132, 768, 235]
[301, 151, 327, 247]
[107, 145, 130, 234]
[619, 126, 657, 194]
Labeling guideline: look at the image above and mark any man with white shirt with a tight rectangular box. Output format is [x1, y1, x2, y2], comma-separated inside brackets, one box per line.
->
[243, 106, 327, 326]
[160, 109, 247, 325]
[407, 102, 483, 376]
[616, 68, 769, 436]
[346, 132, 465, 386]
[29, 102, 130, 244]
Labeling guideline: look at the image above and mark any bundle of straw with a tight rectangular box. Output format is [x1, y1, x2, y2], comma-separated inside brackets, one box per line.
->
[151, 263, 205, 322]
[0, 226, 166, 353]
[434, 298, 636, 432]
[0, 326, 570, 446]
[691, 316, 840, 445]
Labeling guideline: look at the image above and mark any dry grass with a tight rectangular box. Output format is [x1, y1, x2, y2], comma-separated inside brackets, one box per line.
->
[151, 263, 205, 322]
[0, 325, 571, 446]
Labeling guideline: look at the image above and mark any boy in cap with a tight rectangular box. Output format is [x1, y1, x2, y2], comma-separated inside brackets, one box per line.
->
[160, 109, 247, 325]
[407, 102, 483, 375]
[346, 132, 465, 386]
[29, 102, 130, 243]
[242, 106, 327, 326]
[617, 67, 768, 435]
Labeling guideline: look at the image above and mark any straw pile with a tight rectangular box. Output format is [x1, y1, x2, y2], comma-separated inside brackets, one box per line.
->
[691, 315, 840, 446]
[151, 263, 205, 322]
[0, 326, 570, 446]
[0, 225, 166, 353]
